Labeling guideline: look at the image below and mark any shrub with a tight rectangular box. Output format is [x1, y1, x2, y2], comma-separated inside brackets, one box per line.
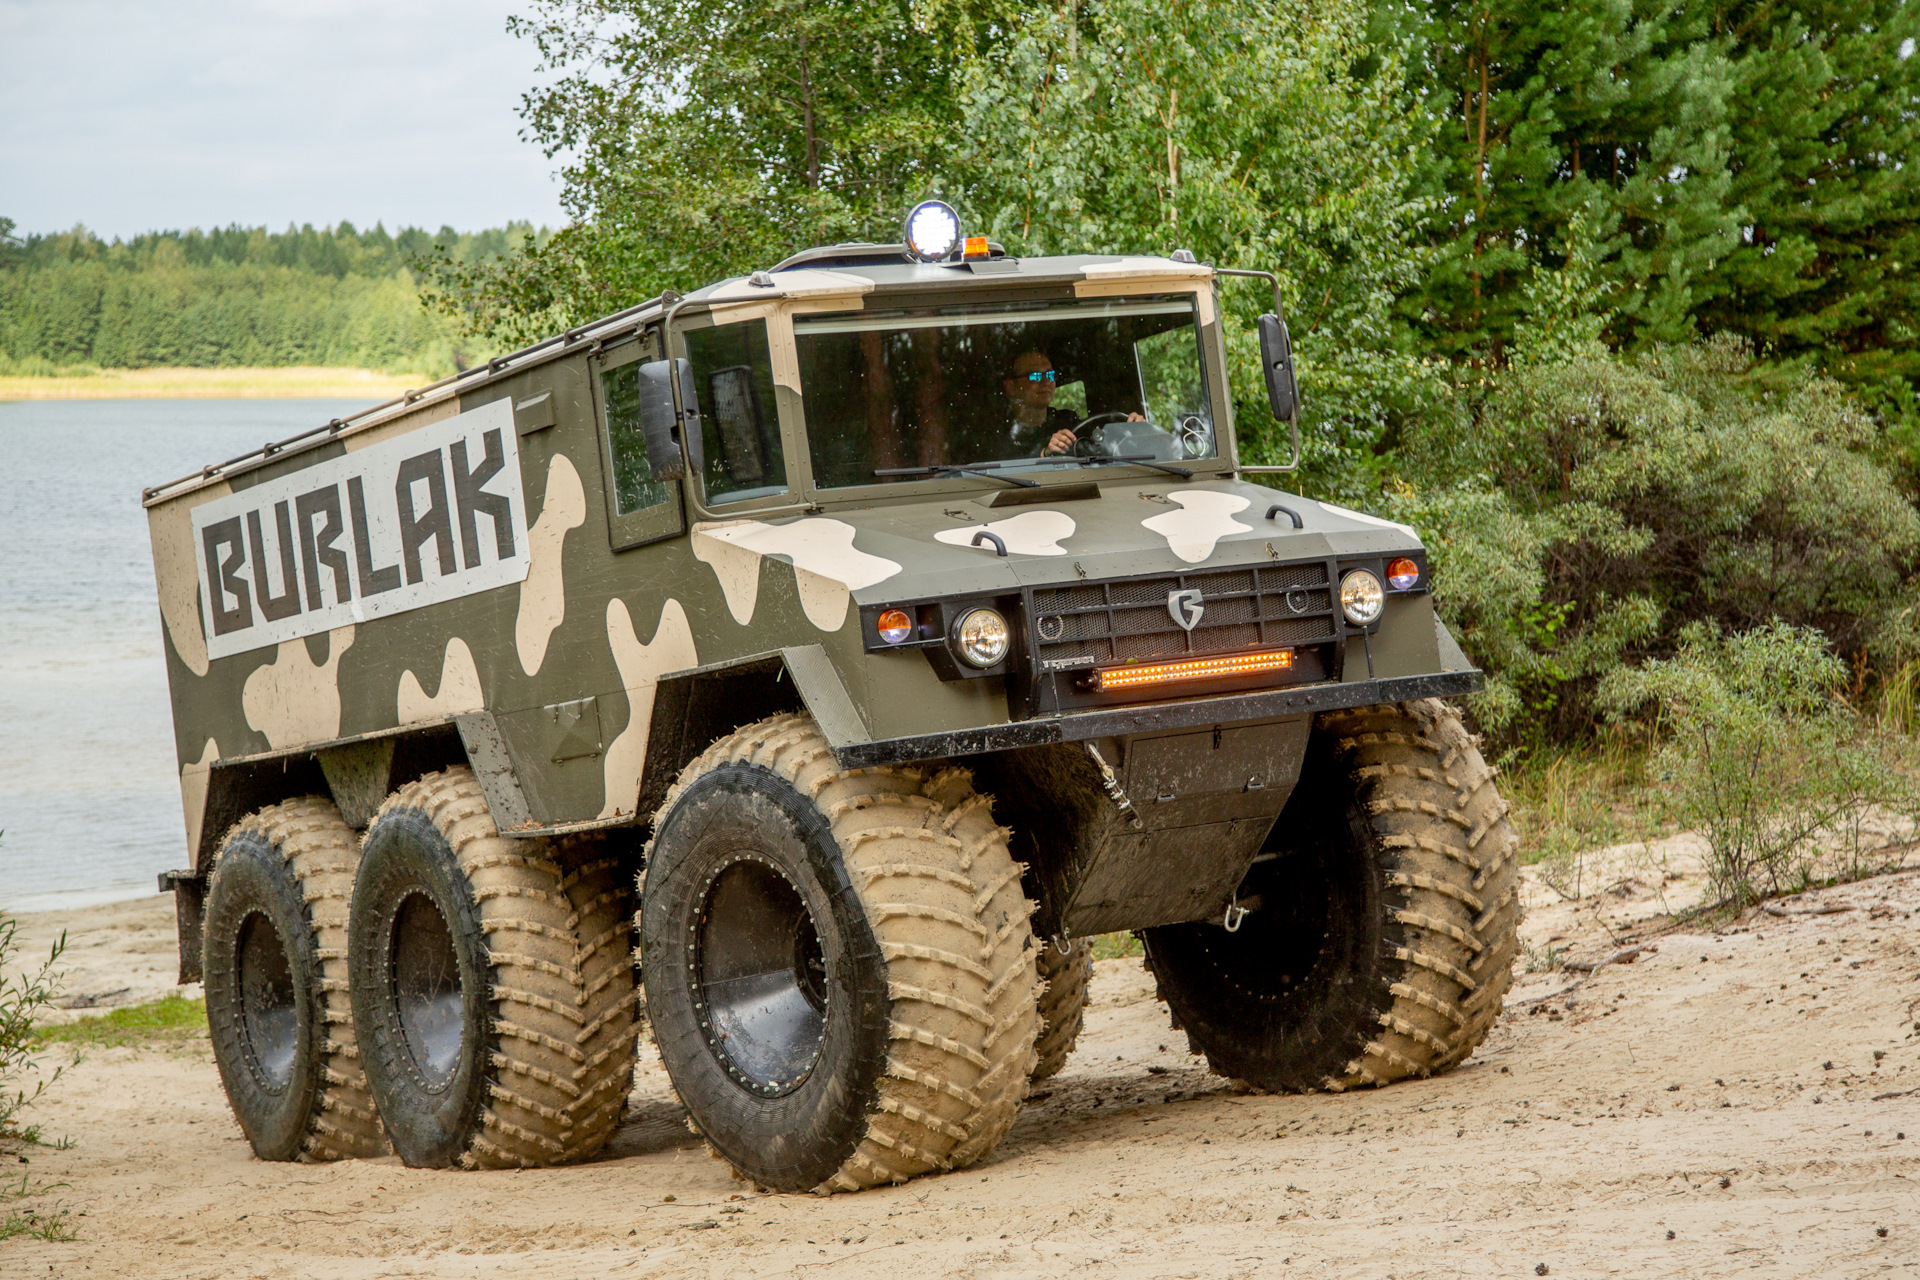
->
[0, 910, 64, 1139]
[1598, 621, 1911, 910]
[1396, 335, 1920, 743]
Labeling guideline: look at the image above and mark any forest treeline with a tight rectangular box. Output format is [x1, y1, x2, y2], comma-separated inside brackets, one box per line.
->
[7, 0, 1920, 763]
[426, 0, 1920, 762]
[0, 219, 540, 376]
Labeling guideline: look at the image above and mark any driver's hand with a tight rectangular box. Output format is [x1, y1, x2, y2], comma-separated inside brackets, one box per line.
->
[1043, 428, 1077, 455]
[1126, 412, 1146, 421]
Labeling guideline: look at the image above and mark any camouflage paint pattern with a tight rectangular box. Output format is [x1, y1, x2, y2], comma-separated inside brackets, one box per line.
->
[146, 254, 1452, 872]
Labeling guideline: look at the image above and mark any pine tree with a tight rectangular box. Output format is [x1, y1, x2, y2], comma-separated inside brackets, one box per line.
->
[1387, 0, 1742, 362]
[1697, 0, 1920, 390]
[1389, 0, 1920, 392]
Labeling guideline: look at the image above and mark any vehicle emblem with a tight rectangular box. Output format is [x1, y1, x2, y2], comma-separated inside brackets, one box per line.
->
[1167, 588, 1205, 632]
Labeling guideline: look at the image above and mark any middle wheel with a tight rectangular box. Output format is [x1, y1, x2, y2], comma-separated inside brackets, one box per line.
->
[348, 766, 636, 1169]
[641, 712, 1040, 1193]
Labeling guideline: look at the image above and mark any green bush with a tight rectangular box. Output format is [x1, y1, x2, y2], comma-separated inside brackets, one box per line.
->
[0, 912, 64, 1140]
[1395, 334, 1920, 742]
[1598, 621, 1911, 910]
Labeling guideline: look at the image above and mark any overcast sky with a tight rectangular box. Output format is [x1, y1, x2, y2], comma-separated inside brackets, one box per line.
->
[0, 0, 568, 240]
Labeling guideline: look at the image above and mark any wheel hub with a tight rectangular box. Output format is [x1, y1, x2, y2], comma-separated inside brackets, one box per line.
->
[692, 857, 828, 1097]
[391, 891, 465, 1090]
[235, 910, 298, 1093]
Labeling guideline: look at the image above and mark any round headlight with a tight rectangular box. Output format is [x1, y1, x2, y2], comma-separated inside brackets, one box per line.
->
[877, 608, 914, 645]
[903, 200, 961, 262]
[1340, 570, 1385, 626]
[1386, 557, 1421, 591]
[952, 607, 1010, 667]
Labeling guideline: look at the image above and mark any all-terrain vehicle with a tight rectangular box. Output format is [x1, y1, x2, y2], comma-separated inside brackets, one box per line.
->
[146, 201, 1517, 1191]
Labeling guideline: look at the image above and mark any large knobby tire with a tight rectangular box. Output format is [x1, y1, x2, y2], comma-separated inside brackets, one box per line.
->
[348, 767, 636, 1168]
[1031, 942, 1092, 1083]
[640, 712, 1039, 1193]
[1142, 699, 1519, 1091]
[202, 797, 385, 1161]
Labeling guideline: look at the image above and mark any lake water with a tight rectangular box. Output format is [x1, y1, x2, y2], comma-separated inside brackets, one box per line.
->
[0, 398, 379, 912]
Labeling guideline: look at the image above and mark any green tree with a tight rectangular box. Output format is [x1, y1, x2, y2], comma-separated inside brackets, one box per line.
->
[1698, 0, 1920, 391]
[956, 0, 1437, 496]
[1384, 0, 1741, 361]
[1385, 0, 1920, 393]
[421, 0, 1010, 342]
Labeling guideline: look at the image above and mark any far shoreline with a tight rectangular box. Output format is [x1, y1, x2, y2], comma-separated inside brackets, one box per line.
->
[0, 365, 429, 401]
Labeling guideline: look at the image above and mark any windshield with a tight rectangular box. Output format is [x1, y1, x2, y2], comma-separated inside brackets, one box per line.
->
[795, 294, 1216, 489]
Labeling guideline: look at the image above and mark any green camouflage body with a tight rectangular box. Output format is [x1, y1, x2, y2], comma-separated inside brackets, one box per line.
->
[146, 252, 1477, 946]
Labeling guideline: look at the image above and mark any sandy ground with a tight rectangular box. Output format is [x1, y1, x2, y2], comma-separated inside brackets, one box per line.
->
[6, 849, 1920, 1279]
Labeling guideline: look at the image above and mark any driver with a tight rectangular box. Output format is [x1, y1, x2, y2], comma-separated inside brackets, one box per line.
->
[1001, 350, 1147, 458]
[1003, 351, 1080, 456]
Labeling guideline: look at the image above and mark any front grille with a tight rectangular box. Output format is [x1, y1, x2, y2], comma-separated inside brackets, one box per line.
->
[1030, 562, 1338, 672]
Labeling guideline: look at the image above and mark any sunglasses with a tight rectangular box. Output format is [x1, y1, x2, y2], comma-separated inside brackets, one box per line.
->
[1025, 370, 1059, 383]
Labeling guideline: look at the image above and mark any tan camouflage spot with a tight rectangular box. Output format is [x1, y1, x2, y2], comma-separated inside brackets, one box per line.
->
[934, 510, 1076, 557]
[148, 487, 229, 677]
[397, 637, 485, 724]
[1142, 490, 1253, 563]
[241, 625, 355, 750]
[1074, 261, 1211, 301]
[180, 738, 219, 861]
[599, 597, 699, 819]
[515, 453, 587, 675]
[341, 396, 459, 453]
[691, 518, 902, 631]
[1313, 499, 1420, 537]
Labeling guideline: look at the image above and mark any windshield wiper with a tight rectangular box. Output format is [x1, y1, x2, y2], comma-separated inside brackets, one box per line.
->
[1029, 455, 1195, 480]
[872, 464, 1040, 488]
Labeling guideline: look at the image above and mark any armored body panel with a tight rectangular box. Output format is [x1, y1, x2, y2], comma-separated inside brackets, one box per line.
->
[147, 251, 1477, 945]
[149, 237, 1509, 1189]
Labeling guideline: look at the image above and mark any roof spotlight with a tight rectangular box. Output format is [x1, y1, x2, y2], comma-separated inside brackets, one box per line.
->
[903, 200, 962, 262]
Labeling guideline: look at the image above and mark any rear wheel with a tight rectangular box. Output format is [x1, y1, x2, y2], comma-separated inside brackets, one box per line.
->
[202, 798, 384, 1161]
[1143, 699, 1519, 1091]
[348, 767, 635, 1168]
[1031, 942, 1092, 1082]
[640, 712, 1040, 1192]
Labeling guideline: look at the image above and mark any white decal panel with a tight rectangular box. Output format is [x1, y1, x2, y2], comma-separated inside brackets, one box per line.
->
[192, 400, 530, 660]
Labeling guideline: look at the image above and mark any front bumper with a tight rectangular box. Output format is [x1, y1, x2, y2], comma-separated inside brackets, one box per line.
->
[832, 668, 1483, 768]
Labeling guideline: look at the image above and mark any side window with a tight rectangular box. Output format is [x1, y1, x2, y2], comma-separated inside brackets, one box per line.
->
[595, 342, 686, 550]
[683, 319, 787, 505]
[603, 361, 671, 514]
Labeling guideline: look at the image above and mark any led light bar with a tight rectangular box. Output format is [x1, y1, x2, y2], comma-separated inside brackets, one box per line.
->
[1091, 648, 1294, 692]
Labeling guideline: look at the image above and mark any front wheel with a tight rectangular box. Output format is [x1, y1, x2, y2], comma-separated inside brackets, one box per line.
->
[1143, 699, 1520, 1091]
[640, 712, 1040, 1193]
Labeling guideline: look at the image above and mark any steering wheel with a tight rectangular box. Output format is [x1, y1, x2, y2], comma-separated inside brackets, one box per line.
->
[1060, 410, 1134, 456]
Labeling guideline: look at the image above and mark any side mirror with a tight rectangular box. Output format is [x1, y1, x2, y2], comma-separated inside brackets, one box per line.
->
[637, 358, 703, 481]
[1257, 313, 1300, 423]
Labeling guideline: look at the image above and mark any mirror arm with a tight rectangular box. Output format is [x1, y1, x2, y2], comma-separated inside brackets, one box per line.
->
[1213, 266, 1300, 475]
[662, 290, 819, 524]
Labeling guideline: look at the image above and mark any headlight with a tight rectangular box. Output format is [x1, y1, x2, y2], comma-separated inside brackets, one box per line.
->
[952, 607, 1010, 667]
[903, 200, 961, 262]
[1340, 570, 1384, 626]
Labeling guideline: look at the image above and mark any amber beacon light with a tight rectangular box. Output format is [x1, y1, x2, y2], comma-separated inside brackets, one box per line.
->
[1092, 648, 1294, 692]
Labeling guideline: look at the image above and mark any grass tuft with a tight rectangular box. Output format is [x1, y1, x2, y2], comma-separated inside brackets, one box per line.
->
[34, 996, 207, 1049]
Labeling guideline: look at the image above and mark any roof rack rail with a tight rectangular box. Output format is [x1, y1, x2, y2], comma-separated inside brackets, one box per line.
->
[141, 292, 675, 504]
